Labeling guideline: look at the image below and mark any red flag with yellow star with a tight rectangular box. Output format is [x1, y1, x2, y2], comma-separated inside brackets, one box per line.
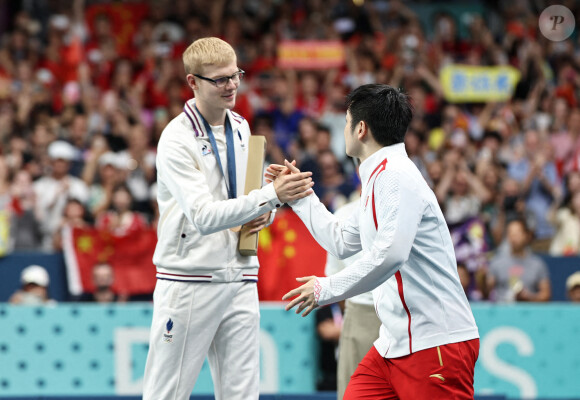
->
[257, 208, 328, 301]
[62, 225, 157, 297]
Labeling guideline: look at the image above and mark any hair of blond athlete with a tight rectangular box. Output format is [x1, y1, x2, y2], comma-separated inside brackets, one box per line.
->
[182, 37, 237, 75]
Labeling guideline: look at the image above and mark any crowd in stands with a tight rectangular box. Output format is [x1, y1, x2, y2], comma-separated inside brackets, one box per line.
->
[1, 0, 580, 303]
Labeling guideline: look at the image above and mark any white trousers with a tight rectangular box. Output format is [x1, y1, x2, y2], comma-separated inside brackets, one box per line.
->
[143, 279, 260, 400]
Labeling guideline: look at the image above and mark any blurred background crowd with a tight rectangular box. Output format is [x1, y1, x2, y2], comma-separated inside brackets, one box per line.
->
[1, 0, 580, 308]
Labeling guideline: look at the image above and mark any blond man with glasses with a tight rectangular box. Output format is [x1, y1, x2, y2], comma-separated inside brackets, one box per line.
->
[143, 37, 314, 400]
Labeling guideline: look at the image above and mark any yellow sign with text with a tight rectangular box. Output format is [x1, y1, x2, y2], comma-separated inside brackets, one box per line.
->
[440, 65, 521, 103]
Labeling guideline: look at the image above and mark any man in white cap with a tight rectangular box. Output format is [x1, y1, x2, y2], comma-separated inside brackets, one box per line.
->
[34, 140, 89, 251]
[566, 271, 580, 302]
[9, 265, 56, 305]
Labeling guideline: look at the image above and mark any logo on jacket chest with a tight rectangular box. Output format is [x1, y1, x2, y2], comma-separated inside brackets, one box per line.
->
[201, 144, 212, 156]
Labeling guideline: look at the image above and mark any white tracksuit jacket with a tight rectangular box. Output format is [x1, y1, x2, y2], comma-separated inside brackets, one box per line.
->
[290, 143, 479, 358]
[153, 99, 280, 282]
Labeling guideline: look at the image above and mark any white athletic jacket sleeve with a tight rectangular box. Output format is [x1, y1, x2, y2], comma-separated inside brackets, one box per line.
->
[290, 195, 362, 260]
[324, 200, 375, 306]
[324, 200, 362, 277]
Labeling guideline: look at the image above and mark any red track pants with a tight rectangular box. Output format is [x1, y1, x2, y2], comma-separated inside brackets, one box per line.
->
[344, 339, 479, 400]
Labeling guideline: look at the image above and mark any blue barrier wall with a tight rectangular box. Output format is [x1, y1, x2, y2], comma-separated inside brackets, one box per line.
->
[0, 303, 579, 399]
[538, 255, 580, 302]
[474, 304, 580, 399]
[0, 252, 579, 302]
[0, 303, 316, 396]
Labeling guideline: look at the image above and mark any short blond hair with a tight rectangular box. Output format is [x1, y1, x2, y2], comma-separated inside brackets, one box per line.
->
[182, 37, 237, 75]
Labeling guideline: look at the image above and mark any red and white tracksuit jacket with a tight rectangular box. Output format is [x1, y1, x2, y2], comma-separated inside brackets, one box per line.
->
[290, 143, 479, 358]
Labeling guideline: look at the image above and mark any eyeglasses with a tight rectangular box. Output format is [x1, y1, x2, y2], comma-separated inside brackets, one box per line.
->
[193, 69, 245, 88]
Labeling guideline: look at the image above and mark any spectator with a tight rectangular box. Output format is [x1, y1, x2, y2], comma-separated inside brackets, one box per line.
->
[343, 48, 377, 90]
[253, 115, 286, 166]
[33, 140, 89, 251]
[296, 72, 325, 118]
[428, 105, 463, 153]
[487, 219, 551, 302]
[75, 262, 127, 303]
[314, 302, 343, 392]
[0, 155, 13, 254]
[562, 170, 580, 202]
[319, 82, 349, 164]
[63, 112, 90, 177]
[116, 123, 156, 214]
[551, 104, 580, 175]
[289, 116, 320, 177]
[10, 169, 41, 250]
[9, 264, 56, 305]
[491, 175, 538, 249]
[84, 150, 126, 216]
[508, 129, 560, 250]
[81, 134, 110, 187]
[315, 150, 356, 212]
[478, 163, 504, 246]
[95, 184, 147, 236]
[475, 130, 504, 174]
[52, 198, 91, 251]
[404, 128, 431, 185]
[426, 158, 444, 189]
[566, 271, 580, 302]
[268, 74, 304, 154]
[549, 191, 580, 256]
[458, 261, 487, 301]
[435, 150, 491, 224]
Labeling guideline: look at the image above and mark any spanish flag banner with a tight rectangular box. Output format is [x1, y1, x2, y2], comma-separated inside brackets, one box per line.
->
[277, 41, 345, 69]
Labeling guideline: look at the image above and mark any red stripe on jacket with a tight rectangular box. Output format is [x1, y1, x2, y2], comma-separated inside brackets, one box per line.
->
[370, 158, 413, 354]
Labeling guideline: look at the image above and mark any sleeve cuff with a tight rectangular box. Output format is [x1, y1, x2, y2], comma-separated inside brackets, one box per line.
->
[314, 276, 333, 306]
[260, 182, 283, 209]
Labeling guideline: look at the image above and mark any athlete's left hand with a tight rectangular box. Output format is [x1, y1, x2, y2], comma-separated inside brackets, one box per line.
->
[244, 211, 271, 233]
[282, 276, 319, 317]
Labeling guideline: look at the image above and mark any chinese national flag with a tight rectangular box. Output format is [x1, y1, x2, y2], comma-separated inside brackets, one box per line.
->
[62, 226, 157, 297]
[257, 208, 327, 301]
[85, 3, 150, 58]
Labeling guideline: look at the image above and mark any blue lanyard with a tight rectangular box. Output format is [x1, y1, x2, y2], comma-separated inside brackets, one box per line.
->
[194, 105, 237, 199]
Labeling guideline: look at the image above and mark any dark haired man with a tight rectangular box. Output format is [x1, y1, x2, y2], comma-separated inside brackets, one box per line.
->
[269, 84, 479, 399]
